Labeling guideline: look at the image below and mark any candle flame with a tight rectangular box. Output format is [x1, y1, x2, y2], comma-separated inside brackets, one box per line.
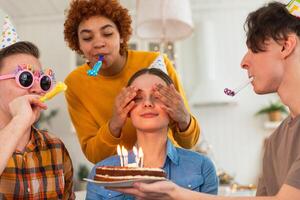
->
[122, 146, 128, 156]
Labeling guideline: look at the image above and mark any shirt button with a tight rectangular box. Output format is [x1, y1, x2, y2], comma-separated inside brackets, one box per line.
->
[27, 187, 30, 192]
[108, 193, 112, 197]
[188, 184, 192, 188]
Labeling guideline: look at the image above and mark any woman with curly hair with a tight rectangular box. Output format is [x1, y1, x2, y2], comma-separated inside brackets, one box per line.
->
[64, 0, 200, 164]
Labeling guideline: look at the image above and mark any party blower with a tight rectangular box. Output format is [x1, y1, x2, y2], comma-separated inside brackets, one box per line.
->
[224, 77, 254, 97]
[40, 82, 67, 102]
[87, 55, 104, 76]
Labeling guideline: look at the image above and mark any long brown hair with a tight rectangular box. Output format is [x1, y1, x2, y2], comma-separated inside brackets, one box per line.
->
[127, 68, 174, 87]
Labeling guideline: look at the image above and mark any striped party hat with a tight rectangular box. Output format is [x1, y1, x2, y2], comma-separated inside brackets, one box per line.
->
[0, 15, 20, 49]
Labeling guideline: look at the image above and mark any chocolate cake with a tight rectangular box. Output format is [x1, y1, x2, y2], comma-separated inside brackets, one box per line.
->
[94, 166, 167, 182]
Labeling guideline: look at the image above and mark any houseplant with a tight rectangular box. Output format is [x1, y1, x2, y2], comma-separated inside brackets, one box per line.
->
[34, 108, 59, 129]
[256, 100, 289, 122]
[75, 164, 90, 191]
[77, 164, 89, 181]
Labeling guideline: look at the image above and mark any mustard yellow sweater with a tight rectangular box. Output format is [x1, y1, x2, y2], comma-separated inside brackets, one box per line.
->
[65, 50, 200, 163]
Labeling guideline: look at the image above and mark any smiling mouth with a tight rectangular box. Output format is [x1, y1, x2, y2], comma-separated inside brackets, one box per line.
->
[141, 113, 159, 118]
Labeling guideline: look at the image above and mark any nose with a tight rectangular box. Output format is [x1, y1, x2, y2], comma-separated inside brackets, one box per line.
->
[28, 78, 44, 95]
[143, 97, 154, 108]
[93, 35, 106, 49]
[241, 50, 251, 69]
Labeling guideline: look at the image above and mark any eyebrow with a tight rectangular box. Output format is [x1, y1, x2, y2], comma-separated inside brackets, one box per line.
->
[79, 24, 115, 35]
[136, 89, 143, 95]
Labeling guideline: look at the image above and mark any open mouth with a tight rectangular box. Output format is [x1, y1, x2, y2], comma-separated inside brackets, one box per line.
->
[94, 54, 103, 59]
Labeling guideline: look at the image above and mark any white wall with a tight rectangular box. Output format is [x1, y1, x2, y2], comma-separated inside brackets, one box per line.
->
[7, 0, 288, 185]
[176, 0, 285, 184]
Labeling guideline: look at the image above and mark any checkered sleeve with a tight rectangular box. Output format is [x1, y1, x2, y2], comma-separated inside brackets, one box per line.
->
[62, 144, 75, 200]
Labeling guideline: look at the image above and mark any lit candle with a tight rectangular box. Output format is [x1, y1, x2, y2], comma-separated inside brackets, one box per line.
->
[133, 146, 139, 166]
[138, 147, 144, 167]
[122, 146, 128, 166]
[117, 145, 124, 167]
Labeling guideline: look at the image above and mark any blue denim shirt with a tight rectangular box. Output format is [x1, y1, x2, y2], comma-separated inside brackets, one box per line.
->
[86, 140, 218, 200]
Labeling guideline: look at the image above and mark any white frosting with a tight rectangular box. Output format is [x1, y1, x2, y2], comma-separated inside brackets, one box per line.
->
[127, 163, 138, 167]
[97, 166, 164, 172]
[95, 174, 166, 180]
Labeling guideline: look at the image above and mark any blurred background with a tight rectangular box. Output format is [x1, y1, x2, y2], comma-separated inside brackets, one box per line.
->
[0, 0, 289, 196]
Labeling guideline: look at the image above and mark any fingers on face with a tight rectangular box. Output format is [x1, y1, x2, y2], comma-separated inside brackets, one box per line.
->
[160, 105, 173, 117]
[153, 85, 168, 104]
[124, 101, 136, 115]
[115, 87, 139, 117]
[155, 83, 175, 96]
[120, 86, 138, 108]
[29, 95, 47, 110]
[154, 84, 181, 108]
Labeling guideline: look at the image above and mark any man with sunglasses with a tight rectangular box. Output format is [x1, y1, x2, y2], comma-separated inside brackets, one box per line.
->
[0, 41, 74, 199]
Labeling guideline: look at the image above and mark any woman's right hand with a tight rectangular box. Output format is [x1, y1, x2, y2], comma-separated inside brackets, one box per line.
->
[109, 86, 138, 137]
[109, 181, 185, 200]
[9, 95, 47, 129]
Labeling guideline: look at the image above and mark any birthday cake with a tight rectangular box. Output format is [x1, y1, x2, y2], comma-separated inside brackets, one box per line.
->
[94, 166, 167, 182]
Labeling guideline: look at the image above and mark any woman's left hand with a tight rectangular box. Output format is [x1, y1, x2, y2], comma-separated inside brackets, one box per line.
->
[153, 84, 191, 131]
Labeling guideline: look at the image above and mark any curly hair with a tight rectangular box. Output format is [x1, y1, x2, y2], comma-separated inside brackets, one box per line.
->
[64, 0, 132, 55]
[245, 2, 300, 53]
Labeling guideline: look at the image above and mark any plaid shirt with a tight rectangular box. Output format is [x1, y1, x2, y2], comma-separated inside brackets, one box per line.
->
[0, 127, 75, 200]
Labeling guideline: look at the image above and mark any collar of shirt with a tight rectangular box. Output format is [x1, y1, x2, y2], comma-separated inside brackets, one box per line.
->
[124, 139, 179, 166]
[164, 139, 179, 166]
[14, 126, 45, 154]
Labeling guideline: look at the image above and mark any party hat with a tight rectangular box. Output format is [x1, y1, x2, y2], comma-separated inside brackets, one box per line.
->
[0, 15, 20, 49]
[148, 54, 169, 75]
[286, 0, 300, 18]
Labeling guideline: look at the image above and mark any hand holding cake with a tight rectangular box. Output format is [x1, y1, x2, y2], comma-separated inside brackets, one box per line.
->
[40, 82, 68, 102]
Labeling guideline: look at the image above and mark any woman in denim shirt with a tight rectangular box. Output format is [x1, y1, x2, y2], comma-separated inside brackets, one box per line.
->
[86, 68, 218, 200]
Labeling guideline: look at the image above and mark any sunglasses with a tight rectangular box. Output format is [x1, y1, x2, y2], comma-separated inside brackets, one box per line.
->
[0, 64, 55, 92]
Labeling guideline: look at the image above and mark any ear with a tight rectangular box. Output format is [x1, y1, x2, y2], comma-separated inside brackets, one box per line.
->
[281, 34, 297, 58]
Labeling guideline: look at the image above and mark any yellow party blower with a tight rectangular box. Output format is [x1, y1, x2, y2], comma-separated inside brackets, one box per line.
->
[40, 82, 67, 102]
